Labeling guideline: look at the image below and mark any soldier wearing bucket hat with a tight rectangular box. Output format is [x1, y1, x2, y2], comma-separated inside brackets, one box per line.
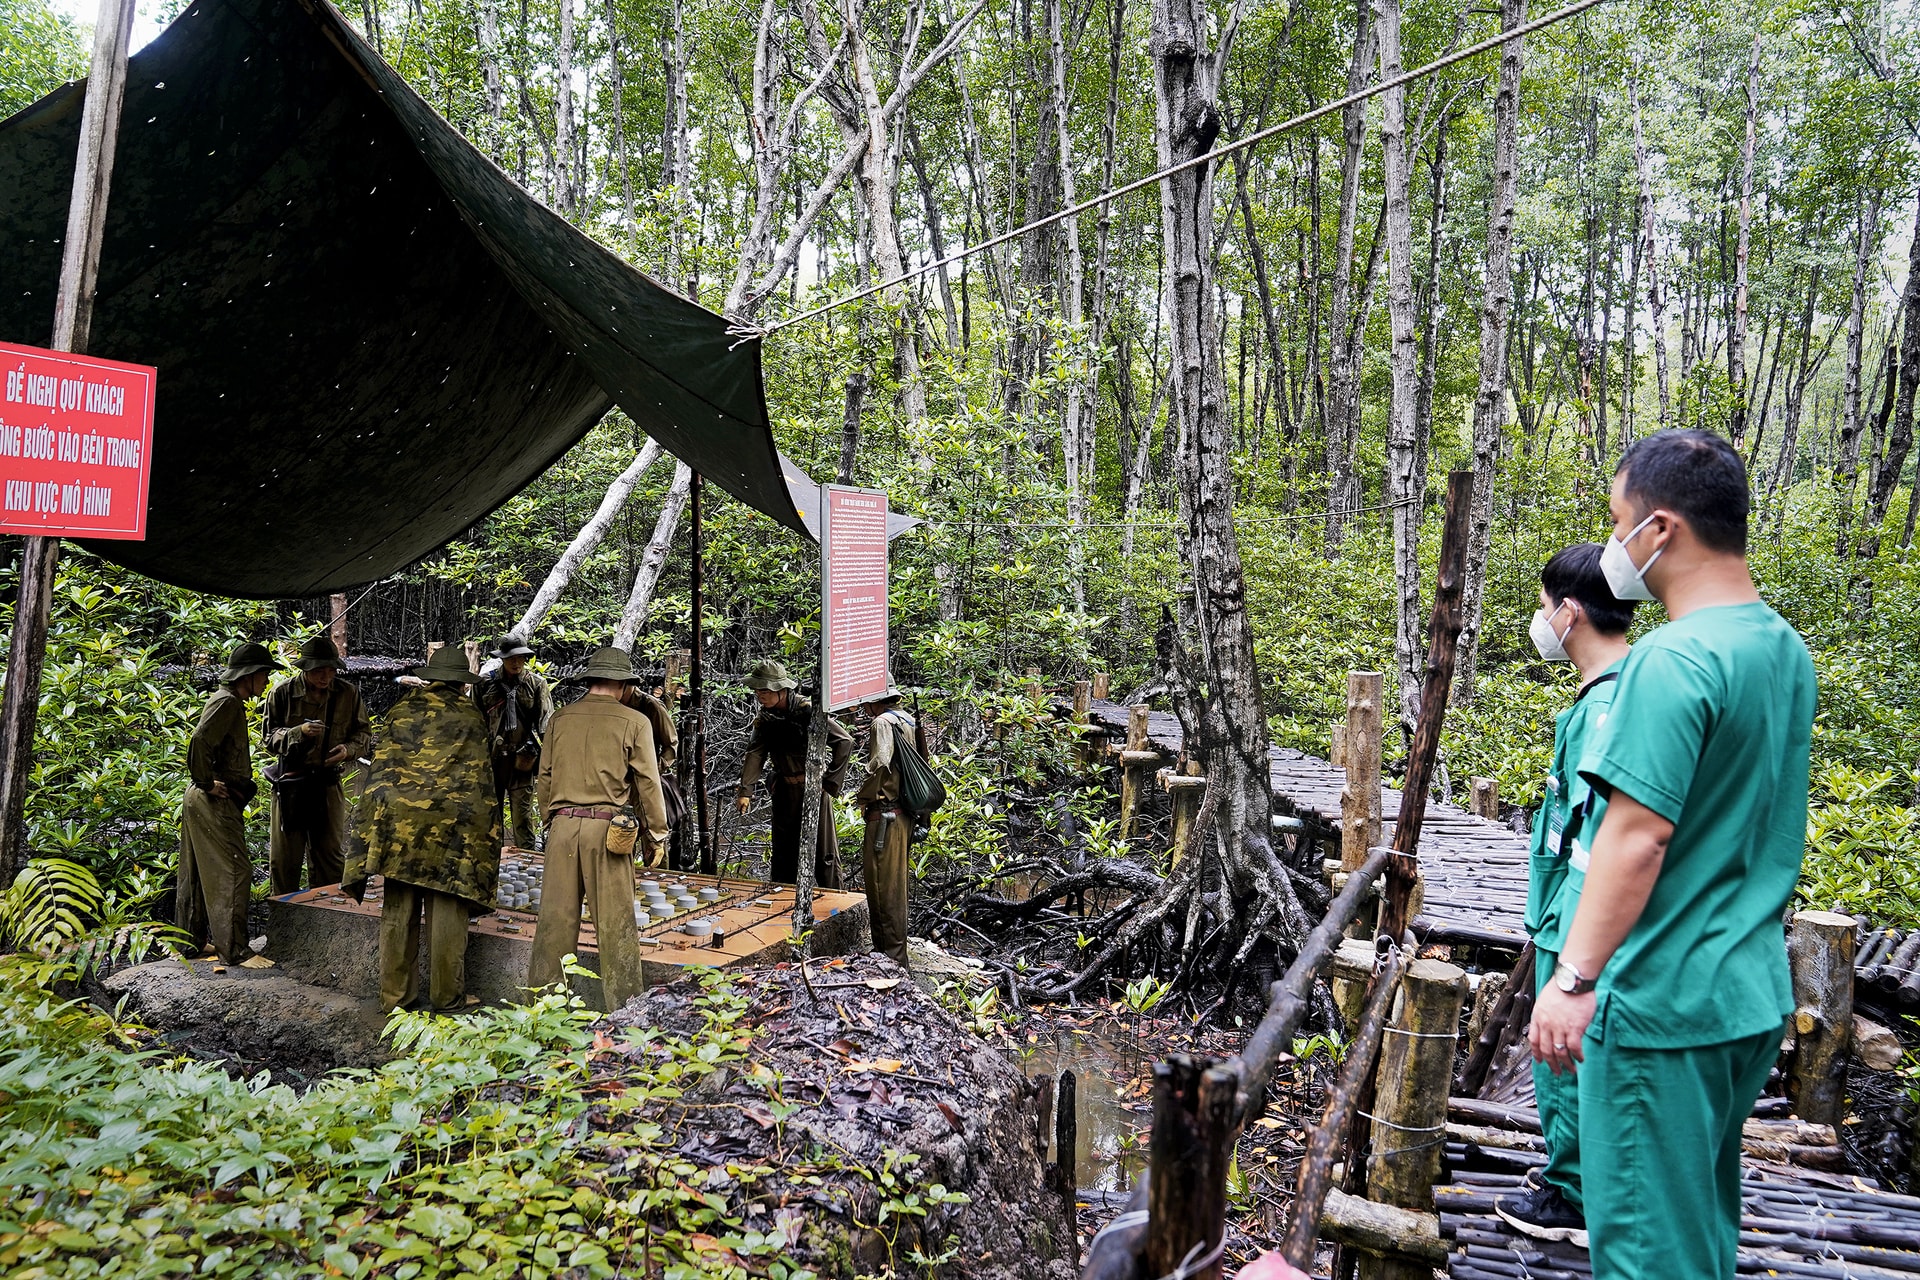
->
[738, 660, 852, 888]
[262, 635, 371, 894]
[529, 646, 671, 1011]
[343, 642, 499, 1011]
[177, 641, 279, 969]
[855, 675, 914, 966]
[474, 634, 553, 851]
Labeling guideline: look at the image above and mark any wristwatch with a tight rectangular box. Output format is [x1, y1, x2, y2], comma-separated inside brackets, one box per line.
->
[1552, 959, 1597, 995]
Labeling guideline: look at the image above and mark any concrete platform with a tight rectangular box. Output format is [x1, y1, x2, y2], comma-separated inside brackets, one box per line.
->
[267, 859, 870, 1010]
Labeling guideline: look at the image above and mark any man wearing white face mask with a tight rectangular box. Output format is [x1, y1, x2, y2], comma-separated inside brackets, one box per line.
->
[1496, 542, 1634, 1247]
[1528, 429, 1815, 1280]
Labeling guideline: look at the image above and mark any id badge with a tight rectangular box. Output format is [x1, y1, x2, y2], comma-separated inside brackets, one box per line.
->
[1547, 804, 1567, 857]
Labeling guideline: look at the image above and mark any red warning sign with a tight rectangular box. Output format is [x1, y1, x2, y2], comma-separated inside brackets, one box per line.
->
[0, 341, 156, 541]
[821, 485, 890, 711]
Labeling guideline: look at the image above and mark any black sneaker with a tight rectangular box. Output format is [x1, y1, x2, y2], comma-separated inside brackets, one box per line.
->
[1494, 1173, 1588, 1248]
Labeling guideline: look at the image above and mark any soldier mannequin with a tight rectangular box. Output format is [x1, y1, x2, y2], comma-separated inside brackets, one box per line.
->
[855, 683, 915, 967]
[474, 634, 553, 850]
[178, 642, 278, 968]
[530, 646, 671, 1011]
[344, 645, 500, 1012]
[737, 660, 852, 888]
[262, 635, 371, 893]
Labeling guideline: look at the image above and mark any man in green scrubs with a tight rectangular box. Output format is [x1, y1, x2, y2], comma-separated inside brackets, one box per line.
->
[1529, 429, 1815, 1280]
[1496, 542, 1634, 1247]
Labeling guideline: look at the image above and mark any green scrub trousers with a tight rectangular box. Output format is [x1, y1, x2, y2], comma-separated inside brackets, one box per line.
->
[1576, 1023, 1780, 1280]
[1531, 946, 1582, 1209]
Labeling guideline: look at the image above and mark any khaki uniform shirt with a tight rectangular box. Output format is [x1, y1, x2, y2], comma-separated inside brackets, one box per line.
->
[538, 694, 670, 849]
[633, 690, 679, 772]
[472, 670, 554, 757]
[740, 694, 853, 794]
[855, 708, 916, 806]
[262, 675, 372, 770]
[189, 686, 257, 803]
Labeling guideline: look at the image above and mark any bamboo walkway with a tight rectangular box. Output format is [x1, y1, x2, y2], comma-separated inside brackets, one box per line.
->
[1083, 699, 1534, 947]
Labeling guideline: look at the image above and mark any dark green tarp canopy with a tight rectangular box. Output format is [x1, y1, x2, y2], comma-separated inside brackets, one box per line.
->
[0, 0, 806, 598]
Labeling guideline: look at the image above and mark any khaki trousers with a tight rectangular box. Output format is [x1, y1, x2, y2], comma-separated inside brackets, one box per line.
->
[860, 803, 910, 967]
[379, 880, 470, 1012]
[769, 776, 840, 889]
[268, 782, 347, 894]
[529, 815, 644, 1011]
[176, 786, 252, 964]
[504, 782, 539, 850]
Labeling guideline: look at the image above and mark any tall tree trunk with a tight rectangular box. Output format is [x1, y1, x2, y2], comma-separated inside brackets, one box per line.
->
[517, 442, 663, 637]
[1860, 189, 1920, 561]
[1322, 0, 1373, 557]
[614, 462, 695, 651]
[554, 0, 576, 216]
[1376, 0, 1421, 740]
[663, 0, 691, 289]
[1728, 32, 1761, 444]
[476, 0, 505, 157]
[1049, 0, 1090, 611]
[603, 0, 638, 243]
[904, 118, 962, 349]
[1413, 112, 1449, 524]
[1629, 74, 1671, 431]
[1453, 0, 1525, 705]
[1152, 0, 1308, 946]
[1836, 190, 1882, 555]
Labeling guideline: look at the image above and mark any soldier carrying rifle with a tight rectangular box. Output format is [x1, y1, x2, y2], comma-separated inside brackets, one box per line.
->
[474, 634, 552, 850]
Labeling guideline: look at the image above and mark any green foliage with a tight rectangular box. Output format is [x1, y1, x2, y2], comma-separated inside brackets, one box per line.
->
[0, 857, 186, 981]
[0, 0, 86, 116]
[1798, 766, 1920, 926]
[0, 961, 972, 1279]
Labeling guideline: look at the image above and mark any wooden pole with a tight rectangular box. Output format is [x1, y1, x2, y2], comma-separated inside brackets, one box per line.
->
[1358, 959, 1466, 1280]
[1071, 678, 1092, 764]
[0, 0, 137, 890]
[1379, 471, 1474, 945]
[792, 510, 827, 939]
[1145, 1055, 1236, 1280]
[1162, 763, 1205, 866]
[1116, 703, 1155, 840]
[1091, 671, 1111, 701]
[329, 592, 350, 659]
[690, 473, 712, 874]
[1468, 777, 1498, 820]
[1056, 1068, 1080, 1265]
[1281, 947, 1410, 1270]
[1787, 910, 1856, 1125]
[1341, 673, 1385, 873]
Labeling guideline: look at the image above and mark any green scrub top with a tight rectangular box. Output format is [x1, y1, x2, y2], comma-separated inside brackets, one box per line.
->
[1577, 601, 1815, 1050]
[1525, 659, 1623, 955]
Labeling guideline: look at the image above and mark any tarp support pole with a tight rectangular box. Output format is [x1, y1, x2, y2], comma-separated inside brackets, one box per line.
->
[691, 471, 713, 875]
[0, 0, 136, 889]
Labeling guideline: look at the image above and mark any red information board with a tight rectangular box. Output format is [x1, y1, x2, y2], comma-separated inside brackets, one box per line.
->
[821, 484, 891, 711]
[0, 341, 156, 540]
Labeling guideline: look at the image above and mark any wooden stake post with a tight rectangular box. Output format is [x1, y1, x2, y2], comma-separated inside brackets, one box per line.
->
[329, 592, 350, 659]
[0, 0, 137, 888]
[1468, 776, 1498, 820]
[1115, 704, 1156, 841]
[1358, 960, 1467, 1280]
[1070, 679, 1092, 765]
[1161, 762, 1205, 867]
[1787, 910, 1856, 1126]
[1341, 672, 1385, 873]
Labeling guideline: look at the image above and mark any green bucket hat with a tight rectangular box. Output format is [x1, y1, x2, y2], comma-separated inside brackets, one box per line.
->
[744, 659, 798, 691]
[220, 641, 277, 684]
[296, 635, 345, 671]
[413, 644, 484, 685]
[492, 634, 536, 659]
[573, 645, 640, 684]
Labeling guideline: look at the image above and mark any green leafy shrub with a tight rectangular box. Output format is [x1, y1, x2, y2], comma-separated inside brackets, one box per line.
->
[1798, 765, 1920, 926]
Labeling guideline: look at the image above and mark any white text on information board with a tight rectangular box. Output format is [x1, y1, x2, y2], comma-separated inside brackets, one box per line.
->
[821, 485, 890, 710]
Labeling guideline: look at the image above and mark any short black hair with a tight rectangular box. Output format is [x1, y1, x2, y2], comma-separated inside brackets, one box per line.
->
[1541, 542, 1636, 636]
[1615, 428, 1749, 553]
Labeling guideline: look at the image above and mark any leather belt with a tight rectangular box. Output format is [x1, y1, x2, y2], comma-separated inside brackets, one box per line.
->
[780, 774, 807, 785]
[554, 806, 618, 820]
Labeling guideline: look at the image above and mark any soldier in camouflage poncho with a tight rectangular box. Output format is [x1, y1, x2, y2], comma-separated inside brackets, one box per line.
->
[344, 645, 500, 1011]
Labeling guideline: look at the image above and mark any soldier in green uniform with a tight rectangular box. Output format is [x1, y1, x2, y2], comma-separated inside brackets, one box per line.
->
[1495, 543, 1634, 1247]
[178, 642, 280, 968]
[343, 645, 500, 1012]
[855, 683, 915, 967]
[736, 660, 853, 888]
[262, 636, 371, 894]
[474, 634, 553, 851]
[1529, 430, 1815, 1280]
[529, 646, 670, 1011]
